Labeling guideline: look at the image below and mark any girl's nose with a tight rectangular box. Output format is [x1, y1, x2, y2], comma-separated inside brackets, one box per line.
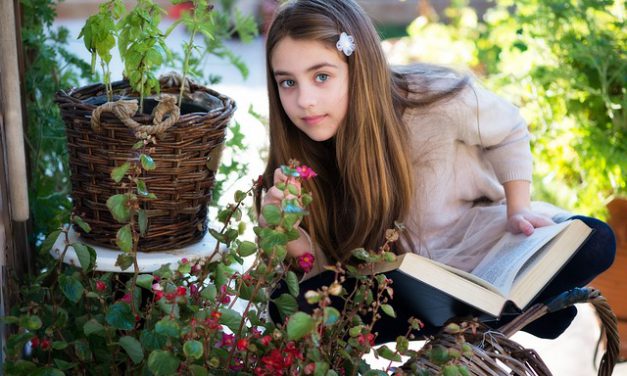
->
[297, 87, 316, 109]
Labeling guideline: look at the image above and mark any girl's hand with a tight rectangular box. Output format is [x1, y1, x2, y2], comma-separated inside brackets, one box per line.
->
[506, 209, 554, 236]
[260, 167, 312, 259]
[259, 167, 302, 227]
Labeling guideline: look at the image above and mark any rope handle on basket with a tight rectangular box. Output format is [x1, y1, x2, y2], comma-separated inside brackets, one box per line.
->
[90, 94, 180, 136]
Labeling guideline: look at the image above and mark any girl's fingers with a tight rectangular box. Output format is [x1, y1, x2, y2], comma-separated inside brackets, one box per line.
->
[273, 167, 301, 190]
[273, 168, 287, 185]
[262, 186, 284, 206]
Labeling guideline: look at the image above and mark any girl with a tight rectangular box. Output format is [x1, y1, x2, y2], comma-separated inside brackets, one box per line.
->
[259, 0, 616, 343]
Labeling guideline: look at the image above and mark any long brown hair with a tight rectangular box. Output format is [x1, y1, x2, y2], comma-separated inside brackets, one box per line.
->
[261, 0, 468, 263]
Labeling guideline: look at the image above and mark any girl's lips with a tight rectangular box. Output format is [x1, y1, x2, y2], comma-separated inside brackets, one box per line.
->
[302, 114, 327, 126]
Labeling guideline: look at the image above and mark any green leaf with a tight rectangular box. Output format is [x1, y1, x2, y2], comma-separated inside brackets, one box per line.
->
[396, 336, 410, 354]
[72, 242, 95, 272]
[106, 194, 131, 223]
[83, 319, 105, 336]
[323, 307, 341, 326]
[52, 341, 68, 350]
[140, 330, 168, 352]
[273, 294, 298, 320]
[19, 315, 42, 330]
[138, 209, 148, 236]
[218, 308, 242, 333]
[200, 284, 216, 302]
[136, 274, 154, 289]
[380, 304, 396, 318]
[119, 336, 144, 365]
[183, 340, 203, 360]
[53, 358, 76, 371]
[74, 339, 92, 362]
[147, 350, 180, 376]
[286, 271, 300, 297]
[116, 224, 133, 252]
[132, 140, 145, 149]
[140, 154, 156, 171]
[214, 263, 228, 290]
[261, 204, 281, 225]
[72, 215, 92, 233]
[32, 368, 65, 376]
[111, 162, 131, 183]
[155, 317, 180, 337]
[106, 302, 135, 330]
[259, 231, 288, 252]
[237, 240, 257, 257]
[59, 275, 84, 303]
[376, 345, 401, 361]
[115, 254, 134, 271]
[6, 360, 37, 375]
[286, 312, 314, 340]
[137, 179, 149, 196]
[40, 230, 62, 255]
[364, 371, 388, 376]
[234, 190, 247, 202]
[429, 345, 450, 365]
[188, 365, 209, 376]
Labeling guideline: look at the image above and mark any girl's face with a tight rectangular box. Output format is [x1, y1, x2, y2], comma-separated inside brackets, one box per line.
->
[271, 36, 349, 142]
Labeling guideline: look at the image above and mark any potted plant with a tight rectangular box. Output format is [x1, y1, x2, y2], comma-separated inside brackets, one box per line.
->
[54, 0, 258, 261]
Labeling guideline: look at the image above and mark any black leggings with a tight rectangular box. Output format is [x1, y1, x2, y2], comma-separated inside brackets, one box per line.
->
[269, 216, 616, 343]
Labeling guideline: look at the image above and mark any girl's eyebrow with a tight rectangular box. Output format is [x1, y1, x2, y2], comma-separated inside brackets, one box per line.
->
[273, 62, 339, 77]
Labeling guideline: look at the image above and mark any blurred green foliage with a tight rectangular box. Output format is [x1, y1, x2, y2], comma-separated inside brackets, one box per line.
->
[20, 0, 93, 244]
[387, 0, 625, 218]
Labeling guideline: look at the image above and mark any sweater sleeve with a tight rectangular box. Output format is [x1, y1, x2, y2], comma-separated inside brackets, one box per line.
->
[455, 81, 533, 183]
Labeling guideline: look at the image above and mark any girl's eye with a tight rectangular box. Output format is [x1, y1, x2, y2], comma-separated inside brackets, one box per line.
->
[280, 79, 295, 88]
[315, 74, 329, 83]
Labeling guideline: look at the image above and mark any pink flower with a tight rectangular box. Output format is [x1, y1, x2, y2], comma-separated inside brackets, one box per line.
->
[296, 165, 317, 180]
[297, 252, 315, 273]
[95, 280, 106, 292]
[152, 283, 163, 292]
[120, 293, 132, 304]
[218, 333, 235, 348]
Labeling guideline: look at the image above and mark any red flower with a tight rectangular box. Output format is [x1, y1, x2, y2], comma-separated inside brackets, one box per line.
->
[236, 338, 248, 351]
[296, 165, 317, 180]
[297, 252, 315, 273]
[95, 280, 106, 292]
[357, 333, 375, 347]
[154, 290, 164, 302]
[260, 335, 272, 346]
[304, 363, 316, 375]
[176, 286, 187, 296]
[40, 339, 51, 351]
[30, 336, 40, 348]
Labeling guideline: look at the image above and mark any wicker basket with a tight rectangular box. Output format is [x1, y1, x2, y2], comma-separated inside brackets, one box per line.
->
[56, 77, 235, 252]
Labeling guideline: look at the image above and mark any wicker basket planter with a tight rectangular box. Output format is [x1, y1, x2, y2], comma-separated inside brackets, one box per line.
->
[56, 77, 235, 252]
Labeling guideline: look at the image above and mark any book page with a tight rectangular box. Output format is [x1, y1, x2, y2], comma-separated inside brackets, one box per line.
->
[469, 221, 571, 295]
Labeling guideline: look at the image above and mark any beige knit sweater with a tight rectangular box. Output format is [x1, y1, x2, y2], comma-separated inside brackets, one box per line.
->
[401, 76, 567, 272]
[302, 76, 568, 279]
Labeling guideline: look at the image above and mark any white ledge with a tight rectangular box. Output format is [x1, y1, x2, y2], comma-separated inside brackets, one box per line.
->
[51, 227, 219, 273]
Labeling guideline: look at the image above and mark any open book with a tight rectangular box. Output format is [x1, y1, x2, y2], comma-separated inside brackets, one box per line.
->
[372, 219, 592, 327]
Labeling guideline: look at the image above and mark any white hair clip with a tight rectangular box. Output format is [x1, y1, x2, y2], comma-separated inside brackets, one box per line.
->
[336, 32, 356, 57]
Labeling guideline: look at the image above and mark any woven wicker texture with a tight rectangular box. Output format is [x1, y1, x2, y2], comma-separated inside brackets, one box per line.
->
[400, 288, 619, 375]
[56, 78, 234, 252]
